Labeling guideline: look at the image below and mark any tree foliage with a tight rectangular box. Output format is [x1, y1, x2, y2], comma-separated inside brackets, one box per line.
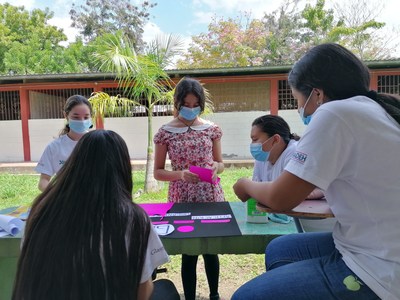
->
[69, 0, 156, 51]
[177, 13, 269, 68]
[92, 31, 184, 192]
[0, 3, 69, 74]
[177, 0, 398, 68]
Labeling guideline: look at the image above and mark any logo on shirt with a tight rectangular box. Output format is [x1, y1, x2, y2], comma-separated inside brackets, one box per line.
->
[59, 160, 65, 166]
[292, 151, 307, 164]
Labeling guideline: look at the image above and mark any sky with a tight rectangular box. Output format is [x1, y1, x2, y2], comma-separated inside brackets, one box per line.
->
[1, 0, 399, 51]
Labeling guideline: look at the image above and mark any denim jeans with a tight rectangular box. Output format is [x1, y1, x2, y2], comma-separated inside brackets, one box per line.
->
[232, 232, 380, 300]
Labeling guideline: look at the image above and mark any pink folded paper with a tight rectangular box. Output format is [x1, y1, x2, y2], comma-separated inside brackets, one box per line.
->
[189, 165, 220, 185]
[139, 203, 174, 217]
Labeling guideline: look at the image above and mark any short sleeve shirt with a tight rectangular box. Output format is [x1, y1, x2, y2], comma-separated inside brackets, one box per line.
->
[35, 134, 77, 176]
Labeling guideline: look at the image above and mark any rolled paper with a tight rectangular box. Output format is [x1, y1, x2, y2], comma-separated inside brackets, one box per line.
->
[189, 165, 221, 185]
[0, 214, 24, 236]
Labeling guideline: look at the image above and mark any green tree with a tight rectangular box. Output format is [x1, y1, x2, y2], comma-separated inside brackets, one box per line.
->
[93, 31, 184, 192]
[0, 3, 68, 74]
[262, 0, 305, 64]
[69, 0, 156, 51]
[177, 13, 269, 68]
[332, 0, 391, 60]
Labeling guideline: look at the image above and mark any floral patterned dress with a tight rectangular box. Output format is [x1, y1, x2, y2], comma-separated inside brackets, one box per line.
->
[154, 121, 225, 203]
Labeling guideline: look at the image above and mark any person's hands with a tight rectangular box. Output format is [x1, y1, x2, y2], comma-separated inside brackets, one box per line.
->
[211, 161, 219, 181]
[181, 170, 200, 183]
[233, 178, 252, 202]
[306, 188, 325, 199]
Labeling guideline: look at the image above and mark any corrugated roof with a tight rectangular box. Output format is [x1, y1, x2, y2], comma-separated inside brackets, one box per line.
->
[1, 59, 400, 84]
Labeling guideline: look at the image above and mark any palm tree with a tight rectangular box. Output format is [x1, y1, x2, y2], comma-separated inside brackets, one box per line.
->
[92, 31, 184, 192]
[88, 92, 135, 129]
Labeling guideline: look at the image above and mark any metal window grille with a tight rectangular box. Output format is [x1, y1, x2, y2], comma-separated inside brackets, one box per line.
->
[278, 80, 297, 110]
[0, 90, 20, 120]
[29, 88, 93, 119]
[102, 87, 173, 117]
[377, 75, 400, 95]
[205, 81, 270, 112]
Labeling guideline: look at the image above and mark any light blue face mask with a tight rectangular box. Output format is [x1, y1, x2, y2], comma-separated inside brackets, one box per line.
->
[250, 136, 273, 162]
[179, 106, 201, 121]
[299, 90, 314, 125]
[68, 119, 92, 134]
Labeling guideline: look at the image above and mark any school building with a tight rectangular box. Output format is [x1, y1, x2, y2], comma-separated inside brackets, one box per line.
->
[0, 60, 399, 162]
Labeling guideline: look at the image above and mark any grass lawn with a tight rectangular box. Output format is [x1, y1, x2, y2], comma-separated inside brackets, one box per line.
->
[0, 167, 265, 299]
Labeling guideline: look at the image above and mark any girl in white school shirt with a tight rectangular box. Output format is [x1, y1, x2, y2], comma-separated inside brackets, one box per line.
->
[232, 43, 400, 300]
[35, 95, 93, 191]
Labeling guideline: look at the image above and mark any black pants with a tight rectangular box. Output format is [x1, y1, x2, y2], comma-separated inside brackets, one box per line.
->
[181, 254, 220, 300]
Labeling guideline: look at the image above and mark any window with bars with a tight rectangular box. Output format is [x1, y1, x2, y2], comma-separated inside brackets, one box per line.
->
[102, 87, 174, 117]
[377, 75, 400, 95]
[278, 80, 297, 110]
[29, 88, 93, 119]
[0, 91, 20, 120]
[205, 81, 270, 112]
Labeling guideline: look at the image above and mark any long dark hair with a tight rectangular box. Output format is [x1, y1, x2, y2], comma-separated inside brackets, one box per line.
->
[252, 115, 300, 144]
[59, 95, 93, 136]
[13, 130, 150, 300]
[288, 43, 400, 125]
[174, 77, 206, 112]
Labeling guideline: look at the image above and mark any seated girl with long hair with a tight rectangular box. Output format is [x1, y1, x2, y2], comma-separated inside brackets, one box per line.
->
[13, 130, 173, 300]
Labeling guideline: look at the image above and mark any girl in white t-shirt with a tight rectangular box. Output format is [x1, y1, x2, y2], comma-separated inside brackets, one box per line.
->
[35, 95, 93, 191]
[13, 130, 176, 300]
[232, 43, 400, 300]
[250, 115, 300, 224]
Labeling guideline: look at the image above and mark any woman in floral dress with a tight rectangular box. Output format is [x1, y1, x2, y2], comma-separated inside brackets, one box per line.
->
[154, 77, 224, 300]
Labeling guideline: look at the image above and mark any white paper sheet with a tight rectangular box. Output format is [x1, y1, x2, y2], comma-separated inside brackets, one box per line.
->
[0, 214, 24, 237]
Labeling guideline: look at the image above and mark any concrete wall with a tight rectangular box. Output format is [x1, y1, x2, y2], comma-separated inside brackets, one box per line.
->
[0, 121, 24, 161]
[2, 110, 306, 162]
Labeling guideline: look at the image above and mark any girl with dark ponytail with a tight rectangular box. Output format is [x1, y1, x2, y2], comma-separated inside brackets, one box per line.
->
[232, 43, 400, 300]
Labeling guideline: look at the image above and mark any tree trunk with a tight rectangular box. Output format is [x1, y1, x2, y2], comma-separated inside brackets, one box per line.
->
[144, 110, 160, 192]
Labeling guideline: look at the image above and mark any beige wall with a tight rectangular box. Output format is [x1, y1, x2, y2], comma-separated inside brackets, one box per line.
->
[1, 110, 302, 163]
[0, 121, 24, 161]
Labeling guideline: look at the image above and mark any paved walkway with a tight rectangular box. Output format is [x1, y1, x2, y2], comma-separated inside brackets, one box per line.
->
[0, 159, 253, 174]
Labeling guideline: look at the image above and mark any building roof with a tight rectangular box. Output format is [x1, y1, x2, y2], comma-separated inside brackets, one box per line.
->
[1, 60, 400, 85]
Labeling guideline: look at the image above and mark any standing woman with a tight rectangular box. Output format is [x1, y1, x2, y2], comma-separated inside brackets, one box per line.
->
[35, 95, 92, 191]
[13, 130, 170, 300]
[154, 77, 224, 300]
[232, 43, 400, 299]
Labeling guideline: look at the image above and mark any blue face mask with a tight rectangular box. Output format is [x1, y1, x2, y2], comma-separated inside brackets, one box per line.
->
[179, 106, 201, 121]
[68, 119, 92, 134]
[299, 90, 314, 125]
[250, 136, 273, 162]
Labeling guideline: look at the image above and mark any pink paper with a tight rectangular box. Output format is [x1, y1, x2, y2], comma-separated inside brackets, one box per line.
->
[152, 221, 169, 225]
[139, 203, 174, 217]
[177, 225, 194, 233]
[189, 166, 220, 185]
[174, 220, 195, 224]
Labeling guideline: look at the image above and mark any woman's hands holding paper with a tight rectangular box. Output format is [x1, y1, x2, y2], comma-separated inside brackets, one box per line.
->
[181, 170, 200, 183]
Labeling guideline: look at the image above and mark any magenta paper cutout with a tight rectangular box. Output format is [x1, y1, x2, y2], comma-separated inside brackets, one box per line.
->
[152, 221, 169, 225]
[173, 220, 194, 224]
[189, 166, 220, 185]
[139, 203, 174, 217]
[201, 219, 231, 223]
[177, 225, 194, 233]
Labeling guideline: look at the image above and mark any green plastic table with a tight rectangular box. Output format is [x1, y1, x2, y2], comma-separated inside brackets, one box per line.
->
[0, 202, 296, 299]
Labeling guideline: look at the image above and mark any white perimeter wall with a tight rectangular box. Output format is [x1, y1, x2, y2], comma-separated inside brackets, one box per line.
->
[0, 121, 24, 161]
[2, 110, 306, 162]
